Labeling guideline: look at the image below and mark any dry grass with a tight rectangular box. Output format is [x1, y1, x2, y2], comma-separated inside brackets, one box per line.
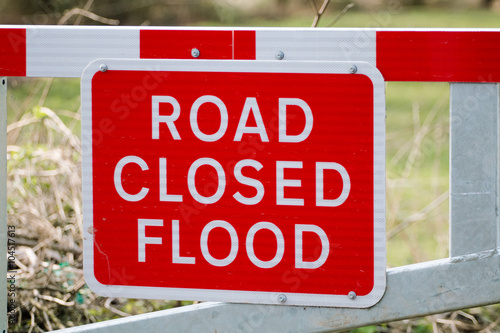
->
[6, 78, 180, 332]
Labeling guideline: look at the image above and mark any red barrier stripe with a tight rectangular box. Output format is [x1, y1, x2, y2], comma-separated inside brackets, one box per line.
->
[233, 30, 256, 60]
[140, 29, 256, 60]
[0, 28, 26, 77]
[376, 31, 500, 82]
[140, 30, 232, 59]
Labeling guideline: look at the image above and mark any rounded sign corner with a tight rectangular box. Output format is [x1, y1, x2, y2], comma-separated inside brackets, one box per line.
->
[357, 278, 387, 309]
[352, 61, 385, 87]
[81, 58, 113, 84]
[83, 264, 110, 297]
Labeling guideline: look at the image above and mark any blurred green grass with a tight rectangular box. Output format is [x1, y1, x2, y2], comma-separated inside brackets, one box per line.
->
[198, 6, 500, 28]
[385, 82, 449, 266]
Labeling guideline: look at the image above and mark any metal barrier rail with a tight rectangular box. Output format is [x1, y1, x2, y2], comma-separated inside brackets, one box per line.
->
[1, 26, 500, 332]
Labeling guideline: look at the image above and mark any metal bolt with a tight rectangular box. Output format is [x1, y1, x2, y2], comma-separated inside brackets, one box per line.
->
[275, 51, 285, 60]
[278, 294, 287, 303]
[348, 291, 357, 300]
[191, 48, 200, 58]
[99, 64, 108, 72]
[349, 65, 357, 74]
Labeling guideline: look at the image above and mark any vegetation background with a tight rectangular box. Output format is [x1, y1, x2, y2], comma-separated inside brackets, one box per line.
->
[1, 0, 500, 332]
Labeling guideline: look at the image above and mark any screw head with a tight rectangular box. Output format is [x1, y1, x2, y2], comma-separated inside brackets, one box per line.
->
[275, 51, 285, 60]
[191, 48, 200, 58]
[99, 64, 108, 72]
[349, 65, 357, 74]
[278, 294, 287, 303]
[348, 291, 357, 300]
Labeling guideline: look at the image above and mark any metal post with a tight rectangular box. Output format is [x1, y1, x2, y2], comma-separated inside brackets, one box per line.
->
[449, 83, 499, 257]
[0, 77, 7, 332]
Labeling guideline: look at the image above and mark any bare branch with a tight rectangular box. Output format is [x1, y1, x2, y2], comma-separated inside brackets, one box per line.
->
[326, 3, 355, 27]
[104, 298, 132, 317]
[38, 294, 75, 307]
[58, 8, 119, 25]
[74, 0, 95, 25]
[311, 0, 330, 27]
[387, 190, 449, 240]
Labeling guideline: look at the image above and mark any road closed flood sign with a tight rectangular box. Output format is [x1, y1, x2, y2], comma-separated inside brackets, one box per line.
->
[81, 59, 386, 308]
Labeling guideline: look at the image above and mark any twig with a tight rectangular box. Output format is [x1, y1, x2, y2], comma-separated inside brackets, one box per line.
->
[28, 306, 36, 333]
[65, 277, 86, 298]
[11, 79, 44, 135]
[15, 237, 82, 255]
[104, 298, 132, 317]
[326, 3, 355, 27]
[432, 320, 438, 333]
[10, 169, 61, 177]
[58, 8, 119, 25]
[457, 310, 479, 325]
[30, 298, 66, 330]
[56, 109, 81, 121]
[311, 0, 330, 27]
[7, 116, 39, 133]
[38, 294, 75, 307]
[387, 92, 448, 229]
[387, 190, 449, 240]
[480, 314, 500, 333]
[74, 0, 95, 25]
[50, 176, 67, 222]
[40, 107, 81, 150]
[38, 78, 54, 107]
[435, 318, 462, 333]
[43, 310, 53, 331]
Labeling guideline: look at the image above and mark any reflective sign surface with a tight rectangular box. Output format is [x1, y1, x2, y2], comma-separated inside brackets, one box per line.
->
[82, 59, 386, 308]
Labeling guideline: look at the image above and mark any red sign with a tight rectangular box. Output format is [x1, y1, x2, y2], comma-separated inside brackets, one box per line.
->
[82, 59, 386, 307]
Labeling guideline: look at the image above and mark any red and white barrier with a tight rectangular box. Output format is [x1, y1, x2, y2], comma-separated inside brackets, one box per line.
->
[1, 26, 500, 82]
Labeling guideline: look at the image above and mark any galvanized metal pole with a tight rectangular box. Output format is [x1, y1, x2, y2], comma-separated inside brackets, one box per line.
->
[449, 83, 499, 257]
[0, 77, 8, 332]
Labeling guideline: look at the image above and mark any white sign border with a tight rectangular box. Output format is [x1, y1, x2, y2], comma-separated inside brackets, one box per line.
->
[81, 59, 386, 308]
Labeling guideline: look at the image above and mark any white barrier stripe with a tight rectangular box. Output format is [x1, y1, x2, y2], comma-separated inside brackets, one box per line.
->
[255, 29, 376, 63]
[26, 26, 139, 77]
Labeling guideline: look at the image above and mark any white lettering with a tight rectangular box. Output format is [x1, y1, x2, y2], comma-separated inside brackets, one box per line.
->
[200, 220, 238, 267]
[279, 98, 313, 143]
[172, 220, 195, 264]
[233, 159, 264, 205]
[190, 95, 228, 142]
[188, 158, 226, 204]
[234, 97, 269, 142]
[114, 156, 149, 202]
[159, 158, 183, 202]
[316, 162, 351, 207]
[138, 219, 163, 262]
[276, 161, 304, 206]
[295, 224, 330, 269]
[152, 96, 181, 140]
[246, 222, 284, 268]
